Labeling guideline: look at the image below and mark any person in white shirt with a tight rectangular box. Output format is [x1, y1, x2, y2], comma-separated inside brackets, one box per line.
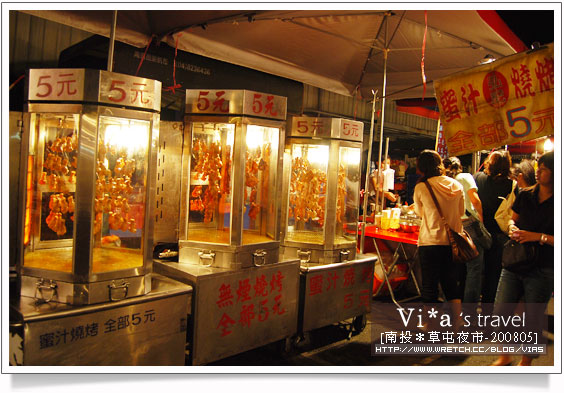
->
[444, 156, 487, 314]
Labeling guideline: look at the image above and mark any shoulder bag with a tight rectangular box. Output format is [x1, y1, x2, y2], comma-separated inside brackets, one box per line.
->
[495, 180, 517, 234]
[501, 238, 538, 274]
[467, 213, 493, 250]
[424, 181, 479, 263]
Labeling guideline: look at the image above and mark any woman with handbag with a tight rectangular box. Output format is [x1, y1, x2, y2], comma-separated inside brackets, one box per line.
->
[474, 150, 516, 312]
[444, 157, 490, 308]
[491, 151, 554, 367]
[413, 150, 465, 328]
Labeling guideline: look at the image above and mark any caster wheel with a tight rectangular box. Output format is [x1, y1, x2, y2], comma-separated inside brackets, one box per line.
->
[352, 314, 367, 334]
[278, 337, 295, 355]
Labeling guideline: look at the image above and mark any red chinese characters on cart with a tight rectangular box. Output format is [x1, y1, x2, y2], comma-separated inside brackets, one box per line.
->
[215, 271, 287, 337]
[307, 265, 373, 311]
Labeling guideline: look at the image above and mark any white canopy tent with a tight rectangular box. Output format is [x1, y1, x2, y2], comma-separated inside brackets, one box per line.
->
[22, 9, 526, 100]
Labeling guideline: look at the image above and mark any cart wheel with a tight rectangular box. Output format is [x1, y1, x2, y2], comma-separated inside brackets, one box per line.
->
[352, 314, 367, 334]
[277, 337, 295, 355]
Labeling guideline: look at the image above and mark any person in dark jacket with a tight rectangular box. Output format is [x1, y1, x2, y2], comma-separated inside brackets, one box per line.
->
[474, 150, 516, 312]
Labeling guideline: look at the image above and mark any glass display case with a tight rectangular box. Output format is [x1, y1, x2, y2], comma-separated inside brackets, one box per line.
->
[178, 89, 287, 269]
[18, 68, 161, 305]
[281, 117, 364, 264]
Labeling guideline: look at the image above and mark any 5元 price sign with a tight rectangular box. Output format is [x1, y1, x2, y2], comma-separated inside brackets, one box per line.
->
[99, 71, 161, 111]
[28, 69, 161, 111]
[288, 117, 364, 141]
[289, 117, 333, 138]
[434, 43, 554, 156]
[336, 118, 364, 142]
[186, 90, 287, 120]
[28, 69, 86, 102]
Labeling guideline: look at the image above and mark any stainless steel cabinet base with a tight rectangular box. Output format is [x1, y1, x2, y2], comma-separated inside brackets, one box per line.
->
[298, 255, 376, 333]
[9, 274, 192, 366]
[155, 259, 300, 365]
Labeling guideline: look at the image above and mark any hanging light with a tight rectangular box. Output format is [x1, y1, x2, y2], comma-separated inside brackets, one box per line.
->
[543, 137, 553, 152]
[479, 54, 496, 65]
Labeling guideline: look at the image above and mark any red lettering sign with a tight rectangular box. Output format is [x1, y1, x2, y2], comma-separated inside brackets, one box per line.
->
[270, 271, 284, 293]
[213, 91, 229, 113]
[217, 313, 236, 336]
[460, 83, 480, 116]
[296, 120, 309, 133]
[535, 57, 554, 93]
[439, 89, 461, 122]
[258, 298, 269, 322]
[343, 267, 355, 288]
[239, 304, 255, 327]
[511, 64, 535, 99]
[56, 73, 78, 96]
[342, 121, 360, 137]
[108, 80, 127, 103]
[216, 283, 234, 308]
[478, 120, 508, 146]
[359, 289, 370, 309]
[252, 93, 263, 114]
[254, 275, 269, 297]
[343, 293, 354, 309]
[273, 294, 286, 315]
[264, 95, 278, 116]
[532, 107, 554, 134]
[361, 266, 373, 284]
[326, 271, 339, 291]
[197, 90, 210, 111]
[309, 274, 324, 296]
[483, 71, 509, 109]
[236, 278, 252, 303]
[131, 82, 149, 104]
[447, 130, 476, 154]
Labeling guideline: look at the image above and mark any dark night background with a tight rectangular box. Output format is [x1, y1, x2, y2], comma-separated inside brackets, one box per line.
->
[497, 10, 555, 47]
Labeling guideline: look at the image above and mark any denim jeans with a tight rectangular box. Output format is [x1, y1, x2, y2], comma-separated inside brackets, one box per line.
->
[482, 233, 509, 310]
[462, 220, 485, 304]
[494, 266, 553, 304]
[493, 266, 553, 356]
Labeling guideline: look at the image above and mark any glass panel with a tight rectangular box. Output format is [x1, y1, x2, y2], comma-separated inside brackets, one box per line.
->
[23, 113, 79, 273]
[91, 116, 150, 273]
[286, 143, 329, 244]
[242, 125, 279, 245]
[335, 146, 361, 245]
[187, 122, 234, 244]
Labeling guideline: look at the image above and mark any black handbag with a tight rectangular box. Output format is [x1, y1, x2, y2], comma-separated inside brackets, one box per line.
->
[424, 181, 480, 263]
[468, 215, 493, 250]
[502, 239, 538, 274]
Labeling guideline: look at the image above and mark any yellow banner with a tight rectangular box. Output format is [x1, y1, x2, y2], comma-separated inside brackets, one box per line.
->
[433, 43, 554, 156]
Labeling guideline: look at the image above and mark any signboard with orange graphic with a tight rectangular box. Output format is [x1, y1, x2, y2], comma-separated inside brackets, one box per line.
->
[434, 43, 554, 156]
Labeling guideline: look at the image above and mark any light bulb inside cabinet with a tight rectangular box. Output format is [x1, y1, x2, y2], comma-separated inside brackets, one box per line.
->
[103, 119, 149, 156]
[246, 126, 265, 150]
[342, 147, 361, 166]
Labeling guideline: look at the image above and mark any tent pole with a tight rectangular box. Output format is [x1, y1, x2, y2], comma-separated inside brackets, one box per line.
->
[380, 137, 390, 213]
[107, 10, 118, 72]
[375, 48, 389, 213]
[434, 118, 441, 151]
[360, 90, 378, 254]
